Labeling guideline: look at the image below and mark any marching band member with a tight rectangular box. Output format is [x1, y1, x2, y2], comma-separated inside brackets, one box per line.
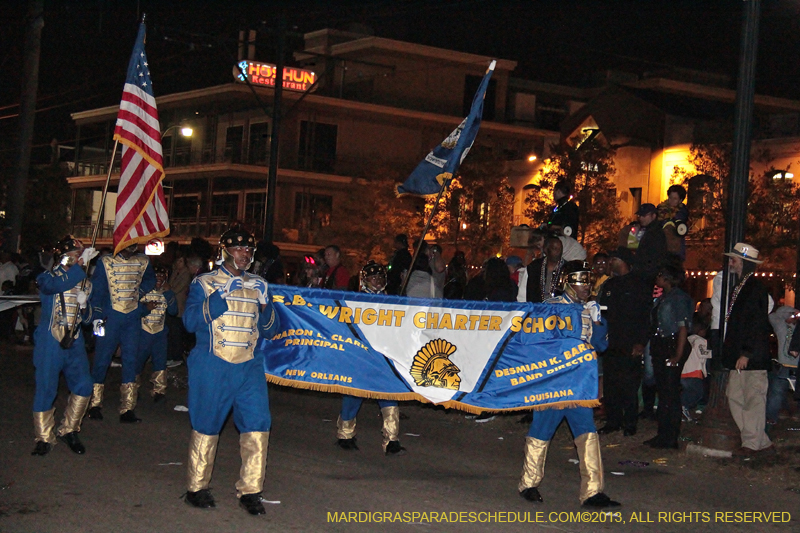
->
[336, 261, 405, 455]
[518, 261, 620, 508]
[31, 236, 98, 455]
[182, 226, 280, 515]
[88, 243, 155, 423]
[137, 264, 178, 402]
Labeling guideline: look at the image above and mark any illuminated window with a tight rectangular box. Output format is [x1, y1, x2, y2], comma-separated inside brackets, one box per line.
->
[770, 170, 794, 181]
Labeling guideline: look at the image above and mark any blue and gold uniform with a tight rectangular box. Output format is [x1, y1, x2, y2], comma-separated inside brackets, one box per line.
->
[182, 226, 280, 515]
[137, 266, 177, 400]
[88, 247, 155, 422]
[31, 237, 96, 456]
[519, 261, 619, 508]
[336, 261, 404, 455]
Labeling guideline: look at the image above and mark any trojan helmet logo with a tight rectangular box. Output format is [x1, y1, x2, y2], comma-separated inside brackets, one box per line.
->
[409, 339, 461, 390]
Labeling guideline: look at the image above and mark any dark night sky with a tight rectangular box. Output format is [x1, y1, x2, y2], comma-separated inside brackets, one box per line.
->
[2, 0, 800, 157]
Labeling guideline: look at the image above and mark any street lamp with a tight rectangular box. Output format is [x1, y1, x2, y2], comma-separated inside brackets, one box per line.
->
[161, 124, 193, 138]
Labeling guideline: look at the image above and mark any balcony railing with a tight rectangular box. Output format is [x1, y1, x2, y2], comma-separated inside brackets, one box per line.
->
[73, 145, 377, 179]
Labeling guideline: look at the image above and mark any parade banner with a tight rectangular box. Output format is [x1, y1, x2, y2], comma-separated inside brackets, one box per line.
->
[261, 287, 599, 414]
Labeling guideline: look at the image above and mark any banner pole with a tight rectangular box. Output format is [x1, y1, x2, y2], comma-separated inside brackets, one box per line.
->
[399, 178, 449, 296]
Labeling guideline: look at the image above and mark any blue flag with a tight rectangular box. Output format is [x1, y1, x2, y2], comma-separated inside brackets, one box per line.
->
[396, 60, 496, 196]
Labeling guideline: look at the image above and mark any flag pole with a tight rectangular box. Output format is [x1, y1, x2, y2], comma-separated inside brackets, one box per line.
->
[399, 178, 450, 296]
[91, 139, 120, 249]
[61, 139, 119, 348]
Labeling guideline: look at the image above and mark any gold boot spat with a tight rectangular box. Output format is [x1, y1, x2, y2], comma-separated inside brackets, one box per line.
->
[187, 430, 219, 492]
[380, 406, 400, 451]
[89, 383, 104, 409]
[575, 432, 604, 503]
[151, 370, 167, 396]
[57, 394, 90, 436]
[236, 431, 270, 497]
[119, 380, 140, 414]
[518, 437, 550, 492]
[33, 409, 56, 444]
[336, 416, 356, 440]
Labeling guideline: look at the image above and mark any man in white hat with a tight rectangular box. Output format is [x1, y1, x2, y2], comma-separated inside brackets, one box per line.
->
[721, 242, 773, 455]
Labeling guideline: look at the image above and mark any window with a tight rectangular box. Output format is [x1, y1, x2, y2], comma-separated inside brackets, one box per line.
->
[162, 133, 192, 167]
[172, 195, 200, 219]
[224, 125, 244, 164]
[212, 193, 239, 220]
[629, 187, 642, 217]
[463, 75, 496, 120]
[248, 122, 270, 165]
[299, 121, 338, 172]
[244, 192, 266, 226]
[294, 192, 332, 231]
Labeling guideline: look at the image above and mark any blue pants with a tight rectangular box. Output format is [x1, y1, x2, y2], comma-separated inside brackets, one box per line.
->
[187, 350, 271, 435]
[137, 330, 168, 374]
[527, 407, 596, 441]
[681, 377, 704, 411]
[340, 395, 397, 421]
[766, 365, 794, 423]
[33, 330, 93, 412]
[92, 313, 141, 384]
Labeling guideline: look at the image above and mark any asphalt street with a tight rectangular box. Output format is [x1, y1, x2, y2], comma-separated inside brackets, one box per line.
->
[1, 341, 799, 533]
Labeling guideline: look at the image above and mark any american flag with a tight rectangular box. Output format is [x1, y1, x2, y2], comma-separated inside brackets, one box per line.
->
[112, 22, 169, 254]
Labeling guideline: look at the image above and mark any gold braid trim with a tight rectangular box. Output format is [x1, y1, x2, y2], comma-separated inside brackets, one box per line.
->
[265, 374, 599, 414]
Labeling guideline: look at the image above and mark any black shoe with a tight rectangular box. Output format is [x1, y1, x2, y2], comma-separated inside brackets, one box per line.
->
[623, 427, 637, 437]
[520, 487, 543, 502]
[57, 431, 86, 454]
[639, 410, 656, 420]
[239, 493, 266, 515]
[583, 493, 621, 508]
[518, 412, 533, 424]
[336, 438, 359, 450]
[31, 441, 52, 456]
[642, 436, 661, 446]
[597, 425, 621, 435]
[153, 393, 165, 403]
[185, 489, 215, 509]
[385, 441, 406, 456]
[87, 407, 103, 420]
[120, 410, 141, 423]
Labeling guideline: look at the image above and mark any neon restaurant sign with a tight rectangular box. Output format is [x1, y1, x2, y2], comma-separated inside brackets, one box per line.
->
[235, 60, 317, 92]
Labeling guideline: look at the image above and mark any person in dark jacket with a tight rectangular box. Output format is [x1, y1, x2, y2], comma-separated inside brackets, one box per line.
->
[722, 242, 772, 455]
[643, 264, 693, 449]
[464, 257, 517, 302]
[548, 180, 579, 238]
[634, 203, 668, 284]
[597, 247, 652, 436]
[386, 234, 412, 295]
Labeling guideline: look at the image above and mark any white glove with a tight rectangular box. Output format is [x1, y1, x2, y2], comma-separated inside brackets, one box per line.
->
[93, 319, 105, 336]
[584, 301, 602, 323]
[251, 279, 268, 305]
[79, 247, 99, 265]
[220, 277, 245, 299]
[76, 290, 88, 309]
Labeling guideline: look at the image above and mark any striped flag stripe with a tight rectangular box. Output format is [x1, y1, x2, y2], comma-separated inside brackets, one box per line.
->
[111, 23, 169, 254]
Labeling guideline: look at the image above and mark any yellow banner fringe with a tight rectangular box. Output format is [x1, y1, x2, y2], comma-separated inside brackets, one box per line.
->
[265, 374, 599, 415]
